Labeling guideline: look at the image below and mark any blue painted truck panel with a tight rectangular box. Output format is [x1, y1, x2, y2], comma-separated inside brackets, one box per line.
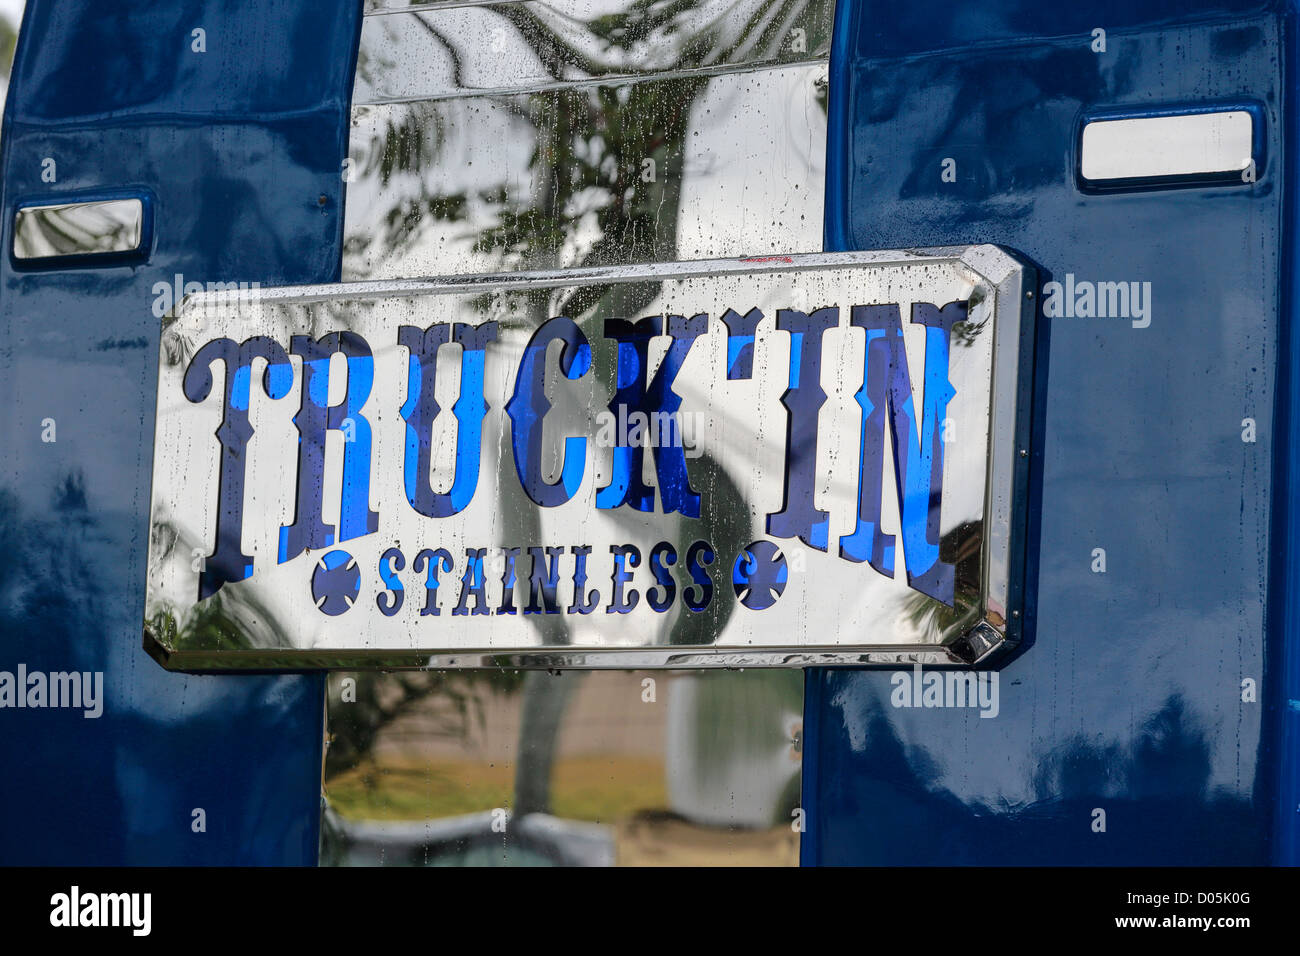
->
[0, 0, 362, 865]
[808, 0, 1295, 865]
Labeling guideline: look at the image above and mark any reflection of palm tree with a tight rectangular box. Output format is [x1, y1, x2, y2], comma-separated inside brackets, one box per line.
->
[819, 692, 1255, 864]
[346, 0, 832, 276]
[146, 518, 289, 653]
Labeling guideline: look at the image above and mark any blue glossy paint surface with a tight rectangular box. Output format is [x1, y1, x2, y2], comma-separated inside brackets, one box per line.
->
[809, 0, 1289, 864]
[1273, 0, 1300, 869]
[0, 0, 362, 864]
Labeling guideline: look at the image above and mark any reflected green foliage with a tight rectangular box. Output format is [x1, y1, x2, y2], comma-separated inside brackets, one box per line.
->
[902, 519, 983, 639]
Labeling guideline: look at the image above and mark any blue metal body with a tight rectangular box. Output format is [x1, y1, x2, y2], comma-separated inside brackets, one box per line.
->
[808, 0, 1298, 865]
[2, 0, 1295, 867]
[0, 0, 361, 864]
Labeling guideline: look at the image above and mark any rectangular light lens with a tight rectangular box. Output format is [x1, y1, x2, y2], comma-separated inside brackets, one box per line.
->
[13, 197, 145, 260]
[1080, 110, 1254, 183]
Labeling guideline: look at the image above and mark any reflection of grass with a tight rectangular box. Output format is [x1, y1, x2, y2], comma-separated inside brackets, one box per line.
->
[327, 755, 667, 823]
[327, 759, 511, 820]
[552, 756, 667, 822]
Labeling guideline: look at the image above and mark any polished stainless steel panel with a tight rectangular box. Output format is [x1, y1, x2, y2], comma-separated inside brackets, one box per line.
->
[354, 0, 832, 103]
[344, 64, 828, 279]
[143, 247, 1032, 669]
[321, 668, 803, 866]
[343, 0, 829, 281]
[12, 197, 144, 260]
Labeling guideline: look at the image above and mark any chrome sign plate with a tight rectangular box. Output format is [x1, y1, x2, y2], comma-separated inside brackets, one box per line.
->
[143, 248, 1034, 670]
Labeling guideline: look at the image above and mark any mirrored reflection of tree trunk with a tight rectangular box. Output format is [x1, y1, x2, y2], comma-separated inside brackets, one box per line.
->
[513, 670, 582, 815]
[497, 19, 715, 820]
